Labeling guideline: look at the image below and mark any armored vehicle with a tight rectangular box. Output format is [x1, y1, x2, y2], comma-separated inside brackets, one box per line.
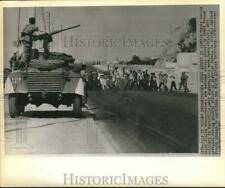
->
[5, 25, 85, 118]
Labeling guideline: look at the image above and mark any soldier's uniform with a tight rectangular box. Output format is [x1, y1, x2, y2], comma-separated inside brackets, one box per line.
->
[9, 52, 17, 71]
[80, 65, 88, 105]
[20, 17, 38, 67]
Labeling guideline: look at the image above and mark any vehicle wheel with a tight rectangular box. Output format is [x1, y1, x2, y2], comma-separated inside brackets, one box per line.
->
[73, 95, 82, 118]
[9, 95, 19, 118]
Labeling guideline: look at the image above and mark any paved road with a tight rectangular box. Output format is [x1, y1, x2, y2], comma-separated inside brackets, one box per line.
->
[4, 91, 197, 154]
[4, 97, 157, 154]
[4, 99, 116, 154]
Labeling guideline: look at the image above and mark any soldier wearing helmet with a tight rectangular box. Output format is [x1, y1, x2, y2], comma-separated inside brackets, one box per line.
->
[20, 17, 39, 68]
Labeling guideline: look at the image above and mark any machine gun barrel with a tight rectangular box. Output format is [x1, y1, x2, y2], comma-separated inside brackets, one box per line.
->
[33, 24, 81, 44]
[50, 24, 81, 36]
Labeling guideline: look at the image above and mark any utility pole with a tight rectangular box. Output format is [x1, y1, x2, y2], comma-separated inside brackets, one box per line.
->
[51, 20, 55, 51]
[169, 24, 172, 38]
[33, 7, 37, 48]
[41, 7, 47, 31]
[34, 7, 36, 19]
[48, 12, 50, 32]
[44, 11, 51, 33]
[17, 8, 21, 52]
[60, 24, 63, 52]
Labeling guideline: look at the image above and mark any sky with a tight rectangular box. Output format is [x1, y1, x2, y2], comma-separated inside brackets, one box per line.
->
[3, 6, 197, 68]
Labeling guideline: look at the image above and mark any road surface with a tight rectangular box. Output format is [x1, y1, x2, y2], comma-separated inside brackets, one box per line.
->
[4, 90, 198, 154]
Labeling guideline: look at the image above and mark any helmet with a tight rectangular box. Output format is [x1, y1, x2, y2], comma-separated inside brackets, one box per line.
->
[29, 17, 36, 24]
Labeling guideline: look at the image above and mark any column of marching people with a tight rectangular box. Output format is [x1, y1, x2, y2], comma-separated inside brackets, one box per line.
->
[85, 66, 190, 92]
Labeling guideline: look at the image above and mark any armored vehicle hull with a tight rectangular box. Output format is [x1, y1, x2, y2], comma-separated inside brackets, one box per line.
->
[5, 68, 84, 118]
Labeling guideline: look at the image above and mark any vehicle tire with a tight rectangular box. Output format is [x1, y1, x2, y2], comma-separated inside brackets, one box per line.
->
[9, 95, 19, 118]
[73, 95, 82, 118]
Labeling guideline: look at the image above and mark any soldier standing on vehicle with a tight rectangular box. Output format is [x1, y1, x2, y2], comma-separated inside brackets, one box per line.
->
[20, 17, 39, 68]
[9, 52, 18, 71]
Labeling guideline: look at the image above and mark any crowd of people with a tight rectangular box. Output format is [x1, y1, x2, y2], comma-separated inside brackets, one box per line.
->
[80, 66, 190, 93]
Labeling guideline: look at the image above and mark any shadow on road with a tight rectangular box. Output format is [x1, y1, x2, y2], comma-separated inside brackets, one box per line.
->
[89, 90, 199, 153]
[23, 110, 95, 119]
